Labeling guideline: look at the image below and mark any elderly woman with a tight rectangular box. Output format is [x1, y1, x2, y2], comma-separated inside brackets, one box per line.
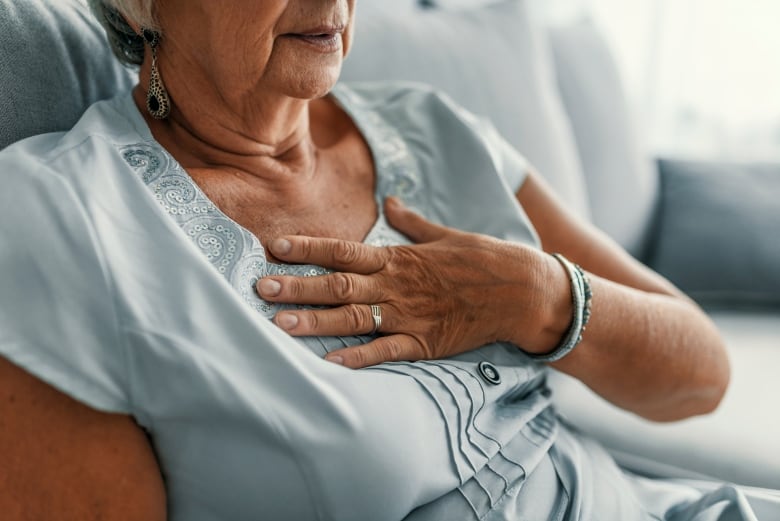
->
[0, 0, 777, 519]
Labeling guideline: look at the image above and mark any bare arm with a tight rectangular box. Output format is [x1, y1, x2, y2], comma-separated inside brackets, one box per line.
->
[0, 357, 167, 520]
[517, 170, 730, 421]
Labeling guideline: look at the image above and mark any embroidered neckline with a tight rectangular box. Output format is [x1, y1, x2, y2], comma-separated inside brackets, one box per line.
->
[118, 84, 423, 319]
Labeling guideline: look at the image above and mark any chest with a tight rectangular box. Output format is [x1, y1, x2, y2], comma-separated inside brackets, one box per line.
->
[189, 144, 378, 254]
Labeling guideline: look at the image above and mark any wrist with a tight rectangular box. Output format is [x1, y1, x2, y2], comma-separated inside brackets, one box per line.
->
[520, 253, 593, 361]
[533, 253, 575, 354]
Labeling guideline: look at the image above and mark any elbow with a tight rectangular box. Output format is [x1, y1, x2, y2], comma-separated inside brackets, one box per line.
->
[694, 335, 732, 417]
[655, 319, 732, 422]
[699, 357, 731, 415]
[642, 354, 731, 423]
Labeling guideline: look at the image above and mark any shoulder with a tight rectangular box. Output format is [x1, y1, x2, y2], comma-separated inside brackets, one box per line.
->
[0, 91, 146, 219]
[0, 91, 145, 274]
[0, 98, 128, 308]
[0, 91, 145, 180]
[336, 81, 524, 165]
[336, 81, 529, 193]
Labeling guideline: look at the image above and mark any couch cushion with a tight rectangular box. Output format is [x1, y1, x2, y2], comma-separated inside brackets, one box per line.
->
[548, 310, 780, 489]
[0, 0, 134, 150]
[343, 0, 591, 218]
[650, 159, 780, 309]
[548, 17, 658, 258]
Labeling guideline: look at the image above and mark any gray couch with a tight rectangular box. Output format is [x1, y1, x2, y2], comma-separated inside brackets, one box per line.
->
[2, 0, 778, 491]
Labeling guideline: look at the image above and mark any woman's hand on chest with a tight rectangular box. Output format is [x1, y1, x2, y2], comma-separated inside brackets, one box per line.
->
[256, 197, 571, 368]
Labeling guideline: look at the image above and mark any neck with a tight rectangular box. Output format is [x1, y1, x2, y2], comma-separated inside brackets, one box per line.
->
[132, 76, 319, 185]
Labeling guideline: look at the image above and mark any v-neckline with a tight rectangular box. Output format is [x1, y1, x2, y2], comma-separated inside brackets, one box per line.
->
[118, 84, 423, 318]
[121, 85, 389, 260]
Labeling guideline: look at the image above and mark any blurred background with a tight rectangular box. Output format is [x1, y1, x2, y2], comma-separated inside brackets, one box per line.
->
[533, 0, 780, 162]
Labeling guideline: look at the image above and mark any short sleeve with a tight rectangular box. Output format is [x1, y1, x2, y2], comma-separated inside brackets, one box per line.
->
[429, 87, 532, 194]
[0, 152, 130, 413]
[473, 116, 532, 194]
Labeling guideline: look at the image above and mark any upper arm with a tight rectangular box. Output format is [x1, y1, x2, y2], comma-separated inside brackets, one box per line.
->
[0, 356, 166, 520]
[516, 168, 685, 299]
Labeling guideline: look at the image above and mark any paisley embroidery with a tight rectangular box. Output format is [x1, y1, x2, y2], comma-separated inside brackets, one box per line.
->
[119, 85, 420, 327]
[122, 143, 168, 184]
[181, 217, 245, 275]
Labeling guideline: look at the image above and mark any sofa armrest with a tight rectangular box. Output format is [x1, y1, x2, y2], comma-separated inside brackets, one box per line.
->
[645, 158, 780, 309]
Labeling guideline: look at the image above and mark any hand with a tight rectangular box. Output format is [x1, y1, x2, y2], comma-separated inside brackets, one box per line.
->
[257, 198, 570, 368]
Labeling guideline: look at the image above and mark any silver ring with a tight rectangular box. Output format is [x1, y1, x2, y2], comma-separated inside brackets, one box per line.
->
[369, 305, 382, 335]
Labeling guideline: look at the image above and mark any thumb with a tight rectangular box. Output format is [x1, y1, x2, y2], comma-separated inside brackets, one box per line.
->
[384, 197, 449, 244]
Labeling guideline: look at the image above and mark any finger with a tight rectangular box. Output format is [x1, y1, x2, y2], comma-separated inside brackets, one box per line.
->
[275, 304, 389, 337]
[324, 334, 423, 369]
[267, 236, 385, 273]
[257, 272, 383, 305]
[384, 197, 450, 244]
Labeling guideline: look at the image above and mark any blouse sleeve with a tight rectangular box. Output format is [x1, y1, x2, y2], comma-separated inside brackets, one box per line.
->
[0, 154, 130, 413]
[477, 117, 532, 194]
[428, 86, 532, 194]
[388, 85, 540, 246]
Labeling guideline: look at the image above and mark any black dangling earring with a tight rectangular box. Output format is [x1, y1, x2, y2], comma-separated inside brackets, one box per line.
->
[142, 28, 171, 120]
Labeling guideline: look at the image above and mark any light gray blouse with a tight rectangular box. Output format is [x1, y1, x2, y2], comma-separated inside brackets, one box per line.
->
[0, 83, 774, 520]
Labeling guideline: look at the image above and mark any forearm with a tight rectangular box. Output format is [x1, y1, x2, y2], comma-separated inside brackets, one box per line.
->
[517, 171, 730, 421]
[544, 274, 730, 421]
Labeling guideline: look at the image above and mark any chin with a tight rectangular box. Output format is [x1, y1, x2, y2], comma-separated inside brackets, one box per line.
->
[286, 66, 342, 100]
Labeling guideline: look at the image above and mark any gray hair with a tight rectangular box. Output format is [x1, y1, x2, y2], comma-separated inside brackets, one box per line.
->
[87, 0, 158, 67]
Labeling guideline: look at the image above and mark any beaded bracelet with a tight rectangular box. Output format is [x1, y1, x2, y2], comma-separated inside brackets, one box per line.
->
[526, 253, 593, 363]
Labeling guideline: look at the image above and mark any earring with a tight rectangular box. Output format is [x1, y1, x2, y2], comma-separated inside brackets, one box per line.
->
[142, 28, 171, 120]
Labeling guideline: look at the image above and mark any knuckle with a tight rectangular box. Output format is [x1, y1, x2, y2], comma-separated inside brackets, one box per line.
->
[409, 334, 432, 360]
[333, 241, 362, 265]
[380, 339, 404, 361]
[297, 238, 314, 259]
[343, 304, 365, 331]
[329, 273, 355, 301]
[286, 278, 305, 299]
[305, 311, 320, 332]
[351, 348, 370, 367]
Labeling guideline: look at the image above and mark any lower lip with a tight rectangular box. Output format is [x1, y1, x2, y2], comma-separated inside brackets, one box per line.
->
[285, 33, 342, 53]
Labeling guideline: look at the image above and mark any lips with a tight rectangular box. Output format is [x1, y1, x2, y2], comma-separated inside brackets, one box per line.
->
[294, 33, 339, 42]
[284, 27, 344, 52]
[291, 24, 346, 37]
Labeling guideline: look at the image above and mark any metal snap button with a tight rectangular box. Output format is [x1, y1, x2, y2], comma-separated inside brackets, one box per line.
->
[478, 361, 501, 385]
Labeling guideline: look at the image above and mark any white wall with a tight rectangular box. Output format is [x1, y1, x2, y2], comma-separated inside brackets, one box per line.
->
[533, 0, 780, 161]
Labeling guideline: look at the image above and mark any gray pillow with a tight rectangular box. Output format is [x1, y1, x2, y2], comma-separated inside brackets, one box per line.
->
[650, 159, 780, 309]
[0, 0, 134, 150]
[343, 0, 591, 219]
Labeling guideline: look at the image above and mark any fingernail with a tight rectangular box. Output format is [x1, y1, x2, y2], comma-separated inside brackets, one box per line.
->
[258, 278, 281, 297]
[386, 196, 402, 208]
[325, 355, 344, 365]
[270, 238, 292, 255]
[277, 313, 298, 330]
